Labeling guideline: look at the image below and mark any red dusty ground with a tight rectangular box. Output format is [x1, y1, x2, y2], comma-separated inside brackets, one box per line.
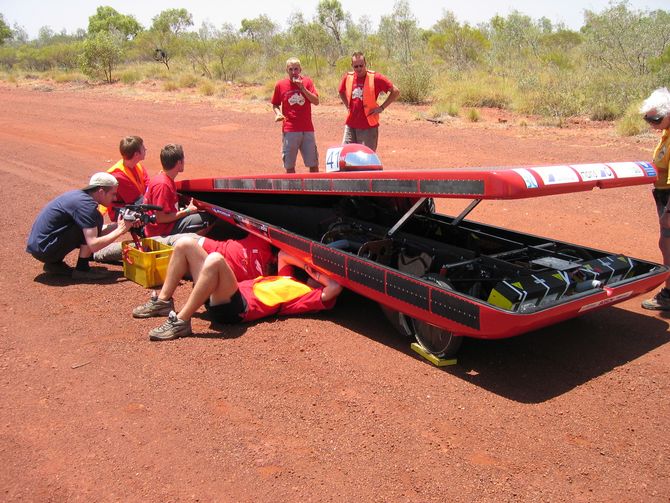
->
[0, 82, 668, 502]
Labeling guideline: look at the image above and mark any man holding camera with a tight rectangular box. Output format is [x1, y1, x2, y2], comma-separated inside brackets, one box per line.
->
[26, 172, 134, 280]
[143, 144, 213, 238]
[271, 57, 320, 173]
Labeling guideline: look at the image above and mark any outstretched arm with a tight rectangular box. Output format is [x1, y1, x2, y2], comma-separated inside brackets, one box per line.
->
[277, 251, 342, 302]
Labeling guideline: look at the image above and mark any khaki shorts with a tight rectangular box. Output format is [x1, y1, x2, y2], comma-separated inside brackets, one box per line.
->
[342, 125, 379, 152]
[282, 131, 318, 170]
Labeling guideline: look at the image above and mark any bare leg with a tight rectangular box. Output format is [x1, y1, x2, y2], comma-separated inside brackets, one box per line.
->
[157, 238, 208, 302]
[660, 232, 670, 289]
[176, 253, 239, 321]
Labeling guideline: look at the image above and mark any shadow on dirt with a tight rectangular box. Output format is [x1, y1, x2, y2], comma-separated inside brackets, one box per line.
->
[33, 269, 126, 286]
[334, 291, 670, 404]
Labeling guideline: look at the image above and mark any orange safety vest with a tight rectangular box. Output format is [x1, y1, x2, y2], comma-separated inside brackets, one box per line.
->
[98, 160, 147, 215]
[345, 70, 379, 127]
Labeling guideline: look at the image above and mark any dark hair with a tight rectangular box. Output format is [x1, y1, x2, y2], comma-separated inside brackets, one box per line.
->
[119, 136, 144, 160]
[160, 144, 184, 170]
[351, 51, 365, 63]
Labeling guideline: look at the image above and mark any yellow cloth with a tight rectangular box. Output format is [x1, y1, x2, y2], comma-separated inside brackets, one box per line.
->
[653, 129, 670, 189]
[252, 276, 312, 306]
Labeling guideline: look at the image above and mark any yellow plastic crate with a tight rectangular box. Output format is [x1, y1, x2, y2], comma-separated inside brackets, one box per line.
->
[122, 238, 174, 288]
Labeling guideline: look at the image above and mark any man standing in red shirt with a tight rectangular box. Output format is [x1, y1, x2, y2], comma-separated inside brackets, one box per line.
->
[271, 57, 320, 173]
[338, 52, 400, 152]
[143, 144, 212, 238]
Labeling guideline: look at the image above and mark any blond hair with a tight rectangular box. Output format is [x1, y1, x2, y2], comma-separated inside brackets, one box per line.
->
[286, 57, 301, 68]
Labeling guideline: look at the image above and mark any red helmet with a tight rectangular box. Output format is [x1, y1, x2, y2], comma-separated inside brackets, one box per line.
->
[325, 143, 383, 172]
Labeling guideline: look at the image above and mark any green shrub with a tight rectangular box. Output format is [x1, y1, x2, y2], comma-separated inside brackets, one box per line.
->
[144, 64, 170, 80]
[461, 86, 511, 109]
[514, 69, 583, 119]
[589, 102, 620, 121]
[261, 79, 276, 100]
[616, 106, 646, 136]
[434, 71, 515, 110]
[199, 80, 215, 96]
[120, 68, 142, 85]
[177, 73, 199, 88]
[51, 71, 87, 83]
[163, 80, 178, 91]
[429, 101, 459, 118]
[395, 63, 432, 104]
[467, 108, 481, 122]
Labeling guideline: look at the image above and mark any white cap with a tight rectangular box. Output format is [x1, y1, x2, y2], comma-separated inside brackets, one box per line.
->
[82, 172, 118, 191]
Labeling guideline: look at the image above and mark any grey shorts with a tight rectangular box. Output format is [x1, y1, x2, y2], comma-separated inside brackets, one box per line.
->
[342, 125, 379, 152]
[282, 131, 318, 170]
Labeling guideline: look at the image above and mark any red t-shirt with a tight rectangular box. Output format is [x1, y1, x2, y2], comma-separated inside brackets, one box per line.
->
[338, 72, 394, 129]
[107, 160, 150, 220]
[271, 77, 317, 132]
[239, 276, 337, 323]
[201, 235, 276, 281]
[143, 171, 178, 237]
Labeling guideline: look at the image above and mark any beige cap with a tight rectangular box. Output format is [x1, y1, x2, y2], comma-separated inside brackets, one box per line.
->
[82, 172, 118, 191]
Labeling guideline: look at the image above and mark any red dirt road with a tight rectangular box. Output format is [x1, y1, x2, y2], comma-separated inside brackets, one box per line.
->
[1, 82, 669, 502]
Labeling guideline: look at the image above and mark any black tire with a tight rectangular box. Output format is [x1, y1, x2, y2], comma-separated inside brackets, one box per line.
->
[407, 315, 463, 358]
[380, 274, 464, 358]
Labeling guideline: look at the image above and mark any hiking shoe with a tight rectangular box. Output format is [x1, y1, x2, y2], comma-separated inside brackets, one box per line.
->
[43, 261, 73, 276]
[641, 289, 670, 310]
[149, 311, 192, 341]
[133, 295, 175, 318]
[71, 268, 109, 281]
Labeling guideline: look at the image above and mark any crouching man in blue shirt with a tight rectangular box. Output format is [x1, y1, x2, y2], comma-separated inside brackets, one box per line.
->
[27, 172, 134, 280]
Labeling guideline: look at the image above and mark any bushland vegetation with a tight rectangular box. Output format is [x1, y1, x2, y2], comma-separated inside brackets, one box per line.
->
[0, 1, 668, 133]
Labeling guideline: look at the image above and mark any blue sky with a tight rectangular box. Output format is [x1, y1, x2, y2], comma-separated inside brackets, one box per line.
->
[1, 0, 667, 39]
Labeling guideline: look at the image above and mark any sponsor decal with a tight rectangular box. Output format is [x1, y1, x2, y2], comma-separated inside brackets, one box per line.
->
[532, 165, 580, 185]
[211, 207, 231, 217]
[578, 291, 633, 312]
[513, 168, 539, 189]
[608, 162, 647, 178]
[571, 163, 614, 181]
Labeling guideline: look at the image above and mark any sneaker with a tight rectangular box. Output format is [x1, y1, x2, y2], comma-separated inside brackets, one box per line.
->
[133, 295, 175, 318]
[149, 311, 192, 341]
[71, 268, 109, 281]
[43, 261, 73, 276]
[641, 289, 670, 310]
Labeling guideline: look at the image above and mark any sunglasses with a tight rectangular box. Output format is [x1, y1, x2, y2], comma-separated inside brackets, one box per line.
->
[644, 114, 665, 125]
